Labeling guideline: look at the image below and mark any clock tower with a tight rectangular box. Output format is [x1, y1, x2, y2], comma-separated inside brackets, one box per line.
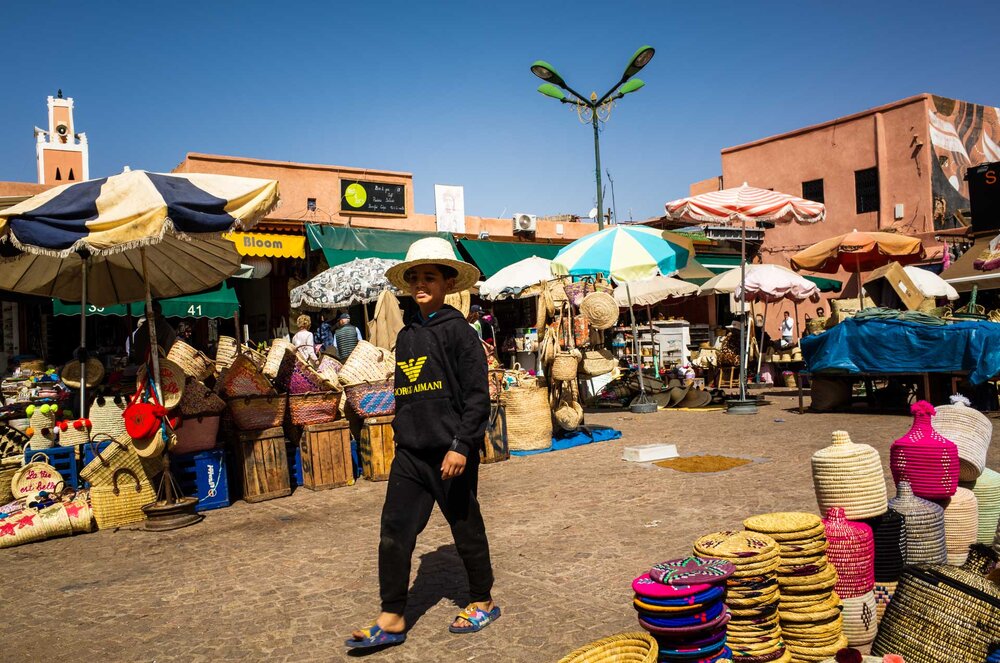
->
[34, 90, 89, 185]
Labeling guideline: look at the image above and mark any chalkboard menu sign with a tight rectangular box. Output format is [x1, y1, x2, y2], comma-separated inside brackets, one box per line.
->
[967, 162, 1000, 233]
[340, 180, 407, 216]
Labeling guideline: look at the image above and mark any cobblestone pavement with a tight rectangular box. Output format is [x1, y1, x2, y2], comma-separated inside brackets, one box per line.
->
[4, 392, 999, 662]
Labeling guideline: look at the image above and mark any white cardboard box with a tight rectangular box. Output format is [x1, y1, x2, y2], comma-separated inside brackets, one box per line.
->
[623, 443, 679, 463]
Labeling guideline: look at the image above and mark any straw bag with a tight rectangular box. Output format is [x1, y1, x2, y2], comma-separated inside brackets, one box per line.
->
[557, 632, 658, 663]
[57, 418, 92, 447]
[281, 354, 340, 395]
[580, 349, 616, 377]
[89, 395, 130, 444]
[344, 379, 396, 418]
[339, 341, 396, 386]
[563, 275, 613, 307]
[262, 339, 295, 379]
[228, 394, 288, 431]
[10, 453, 64, 500]
[553, 398, 584, 432]
[136, 358, 186, 411]
[288, 392, 341, 426]
[572, 315, 590, 348]
[579, 291, 619, 330]
[178, 378, 226, 417]
[215, 335, 238, 371]
[0, 457, 21, 504]
[173, 415, 221, 454]
[80, 436, 150, 488]
[219, 354, 275, 397]
[500, 378, 551, 451]
[167, 339, 215, 381]
[90, 468, 155, 530]
[551, 348, 581, 382]
[316, 355, 342, 386]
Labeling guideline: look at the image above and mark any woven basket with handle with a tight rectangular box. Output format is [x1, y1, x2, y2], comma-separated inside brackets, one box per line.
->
[215, 335, 238, 371]
[228, 394, 287, 431]
[89, 395, 131, 444]
[219, 354, 275, 398]
[500, 377, 551, 451]
[90, 467, 155, 530]
[262, 339, 295, 379]
[580, 349, 616, 377]
[339, 341, 396, 386]
[344, 380, 395, 418]
[288, 392, 342, 426]
[167, 339, 215, 381]
[551, 349, 581, 382]
[81, 435, 152, 488]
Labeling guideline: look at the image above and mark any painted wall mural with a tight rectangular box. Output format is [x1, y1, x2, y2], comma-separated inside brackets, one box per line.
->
[928, 96, 1000, 230]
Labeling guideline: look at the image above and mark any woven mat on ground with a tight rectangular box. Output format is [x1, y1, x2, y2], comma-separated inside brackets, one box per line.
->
[509, 426, 622, 457]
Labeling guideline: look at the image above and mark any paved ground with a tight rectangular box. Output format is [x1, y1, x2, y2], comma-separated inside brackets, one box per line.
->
[4, 391, 1000, 662]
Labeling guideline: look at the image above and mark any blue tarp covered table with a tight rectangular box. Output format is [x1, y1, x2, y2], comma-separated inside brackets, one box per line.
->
[801, 318, 1000, 385]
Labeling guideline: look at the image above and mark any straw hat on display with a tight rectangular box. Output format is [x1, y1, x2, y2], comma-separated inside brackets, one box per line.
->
[61, 358, 105, 389]
[384, 238, 480, 294]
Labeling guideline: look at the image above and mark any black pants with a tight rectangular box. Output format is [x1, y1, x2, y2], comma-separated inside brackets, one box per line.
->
[378, 446, 494, 615]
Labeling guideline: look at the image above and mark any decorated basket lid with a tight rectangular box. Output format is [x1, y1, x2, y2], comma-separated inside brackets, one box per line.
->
[649, 556, 735, 585]
[824, 507, 875, 545]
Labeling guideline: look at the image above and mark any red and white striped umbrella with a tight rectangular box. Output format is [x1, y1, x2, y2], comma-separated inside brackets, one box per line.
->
[664, 182, 826, 225]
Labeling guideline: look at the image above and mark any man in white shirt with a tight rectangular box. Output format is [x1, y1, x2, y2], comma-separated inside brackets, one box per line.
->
[780, 311, 795, 348]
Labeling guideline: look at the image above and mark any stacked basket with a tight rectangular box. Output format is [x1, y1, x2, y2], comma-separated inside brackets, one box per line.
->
[822, 507, 876, 646]
[811, 430, 887, 519]
[338, 341, 394, 419]
[888, 481, 947, 564]
[933, 397, 992, 482]
[862, 509, 906, 624]
[889, 401, 959, 501]
[501, 369, 551, 452]
[938, 486, 979, 565]
[961, 467, 1000, 544]
[220, 354, 286, 431]
[175, 377, 226, 454]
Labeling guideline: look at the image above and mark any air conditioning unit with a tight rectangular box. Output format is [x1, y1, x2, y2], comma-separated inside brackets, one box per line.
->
[513, 213, 537, 234]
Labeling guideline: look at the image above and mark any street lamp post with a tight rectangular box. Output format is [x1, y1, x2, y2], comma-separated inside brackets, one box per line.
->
[531, 47, 654, 230]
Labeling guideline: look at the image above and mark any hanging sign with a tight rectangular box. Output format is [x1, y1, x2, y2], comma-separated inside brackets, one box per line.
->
[340, 180, 406, 216]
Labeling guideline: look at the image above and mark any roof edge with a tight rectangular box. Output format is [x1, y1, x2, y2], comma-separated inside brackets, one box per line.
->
[178, 152, 413, 178]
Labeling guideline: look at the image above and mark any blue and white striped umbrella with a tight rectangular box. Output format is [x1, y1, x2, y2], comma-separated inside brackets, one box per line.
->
[550, 225, 690, 283]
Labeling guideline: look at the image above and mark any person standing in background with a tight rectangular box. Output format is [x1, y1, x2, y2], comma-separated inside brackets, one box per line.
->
[292, 314, 318, 364]
[316, 313, 336, 351]
[332, 312, 362, 362]
[780, 310, 795, 348]
[467, 305, 484, 339]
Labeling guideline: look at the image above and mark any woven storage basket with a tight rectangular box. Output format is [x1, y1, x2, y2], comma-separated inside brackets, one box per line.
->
[20, 358, 45, 373]
[219, 354, 275, 397]
[888, 481, 947, 564]
[167, 339, 215, 381]
[823, 507, 875, 598]
[80, 436, 150, 486]
[262, 339, 295, 379]
[994, 518, 1000, 555]
[871, 545, 1000, 662]
[962, 467, 1000, 543]
[228, 394, 287, 431]
[890, 401, 960, 500]
[283, 355, 339, 395]
[89, 395, 131, 444]
[339, 341, 395, 386]
[215, 335, 238, 371]
[173, 415, 221, 454]
[551, 349, 581, 382]
[60, 357, 105, 389]
[873, 580, 897, 624]
[554, 399, 584, 432]
[344, 380, 395, 418]
[557, 631, 658, 663]
[178, 378, 226, 417]
[579, 291, 619, 330]
[811, 430, 888, 520]
[939, 486, 979, 565]
[863, 509, 907, 583]
[288, 392, 341, 426]
[316, 355, 342, 386]
[90, 467, 155, 530]
[501, 383, 551, 451]
[580, 349, 616, 377]
[0, 457, 21, 504]
[841, 591, 878, 646]
[933, 399, 992, 481]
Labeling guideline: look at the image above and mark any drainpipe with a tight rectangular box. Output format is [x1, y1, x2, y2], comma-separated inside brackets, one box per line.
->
[874, 112, 889, 230]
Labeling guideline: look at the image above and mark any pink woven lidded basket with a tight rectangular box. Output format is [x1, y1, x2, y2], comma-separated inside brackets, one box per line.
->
[890, 400, 959, 501]
[824, 506, 875, 598]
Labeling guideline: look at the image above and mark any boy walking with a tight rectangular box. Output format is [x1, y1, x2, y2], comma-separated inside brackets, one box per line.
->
[346, 238, 499, 650]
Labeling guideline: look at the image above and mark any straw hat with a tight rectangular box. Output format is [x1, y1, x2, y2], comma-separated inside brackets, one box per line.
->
[384, 237, 480, 294]
[60, 358, 105, 389]
[677, 388, 712, 409]
[665, 383, 691, 407]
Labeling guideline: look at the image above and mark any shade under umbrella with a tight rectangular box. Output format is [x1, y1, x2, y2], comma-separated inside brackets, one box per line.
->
[614, 275, 697, 307]
[479, 256, 553, 300]
[290, 257, 401, 309]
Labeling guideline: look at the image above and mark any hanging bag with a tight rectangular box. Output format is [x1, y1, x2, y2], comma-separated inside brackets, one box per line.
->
[123, 376, 167, 441]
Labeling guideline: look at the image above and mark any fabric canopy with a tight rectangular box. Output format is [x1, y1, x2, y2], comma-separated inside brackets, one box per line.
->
[735, 264, 820, 303]
[478, 256, 553, 300]
[53, 283, 240, 319]
[551, 225, 690, 283]
[458, 240, 563, 278]
[791, 230, 925, 274]
[306, 224, 457, 267]
[613, 276, 697, 306]
[903, 265, 959, 300]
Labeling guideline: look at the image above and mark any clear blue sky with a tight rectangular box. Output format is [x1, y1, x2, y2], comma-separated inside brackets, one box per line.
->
[2, 1, 998, 222]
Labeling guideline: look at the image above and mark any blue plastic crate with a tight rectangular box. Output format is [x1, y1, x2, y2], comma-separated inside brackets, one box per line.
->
[23, 445, 79, 489]
[287, 442, 303, 487]
[172, 449, 230, 512]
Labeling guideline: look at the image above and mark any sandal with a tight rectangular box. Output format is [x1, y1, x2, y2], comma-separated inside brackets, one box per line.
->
[344, 624, 407, 650]
[449, 604, 502, 634]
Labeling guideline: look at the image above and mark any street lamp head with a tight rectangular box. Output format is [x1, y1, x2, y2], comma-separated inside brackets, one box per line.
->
[618, 78, 645, 96]
[537, 83, 567, 101]
[530, 60, 567, 89]
[622, 45, 655, 80]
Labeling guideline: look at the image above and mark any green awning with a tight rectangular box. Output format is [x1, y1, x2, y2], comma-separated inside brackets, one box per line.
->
[457, 239, 564, 278]
[696, 253, 742, 274]
[803, 275, 842, 293]
[305, 224, 459, 267]
[53, 283, 240, 319]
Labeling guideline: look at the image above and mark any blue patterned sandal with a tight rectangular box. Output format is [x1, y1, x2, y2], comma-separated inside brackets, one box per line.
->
[449, 604, 501, 634]
[344, 624, 407, 649]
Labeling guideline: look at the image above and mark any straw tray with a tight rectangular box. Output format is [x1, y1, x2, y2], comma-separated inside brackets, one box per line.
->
[557, 632, 658, 663]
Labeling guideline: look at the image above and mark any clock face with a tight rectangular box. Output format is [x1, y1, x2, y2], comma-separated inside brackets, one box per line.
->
[344, 183, 367, 208]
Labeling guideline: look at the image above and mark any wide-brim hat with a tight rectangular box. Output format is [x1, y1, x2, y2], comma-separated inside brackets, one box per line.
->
[385, 238, 480, 295]
[677, 389, 713, 409]
[666, 383, 692, 407]
[61, 358, 105, 389]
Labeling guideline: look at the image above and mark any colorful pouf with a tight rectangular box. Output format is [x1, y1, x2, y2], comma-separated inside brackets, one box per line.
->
[632, 556, 734, 663]
[938, 486, 979, 565]
[960, 467, 1000, 544]
[811, 430, 888, 520]
[889, 401, 959, 500]
[823, 508, 874, 598]
[693, 531, 791, 663]
[887, 481, 947, 564]
[840, 591, 877, 646]
[862, 509, 907, 583]
[743, 512, 848, 662]
[932, 396, 992, 482]
[873, 581, 897, 624]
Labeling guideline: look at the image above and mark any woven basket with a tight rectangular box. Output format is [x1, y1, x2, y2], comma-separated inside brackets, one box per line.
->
[316, 355, 342, 386]
[579, 291, 619, 330]
[824, 506, 875, 598]
[90, 467, 155, 530]
[811, 430, 888, 520]
[64, 498, 94, 534]
[864, 509, 907, 583]
[167, 339, 215, 381]
[890, 401, 960, 500]
[228, 394, 287, 431]
[284, 356, 339, 395]
[873, 581, 897, 624]
[288, 392, 341, 426]
[339, 341, 396, 386]
[888, 481, 947, 564]
[344, 380, 395, 418]
[783, 371, 797, 388]
[80, 436, 151, 487]
[841, 591, 878, 646]
[940, 486, 979, 565]
[219, 354, 275, 398]
[933, 400, 992, 481]
[10, 453, 64, 500]
[60, 357, 105, 389]
[580, 349, 616, 377]
[0, 426, 29, 459]
[0, 457, 21, 504]
[28, 405, 57, 437]
[89, 395, 131, 444]
[554, 399, 584, 432]
[501, 383, 551, 451]
[563, 276, 613, 308]
[551, 349, 581, 382]
[962, 467, 1000, 543]
[262, 339, 295, 379]
[58, 419, 92, 447]
[178, 378, 226, 417]
[19, 358, 45, 373]
[215, 335, 238, 371]
[173, 415, 221, 454]
[558, 632, 658, 663]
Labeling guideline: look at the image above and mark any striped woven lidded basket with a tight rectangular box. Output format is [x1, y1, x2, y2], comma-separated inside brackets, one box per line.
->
[824, 507, 875, 598]
[558, 632, 658, 663]
[888, 481, 947, 565]
[961, 467, 1000, 543]
[933, 399, 993, 482]
[811, 430, 888, 520]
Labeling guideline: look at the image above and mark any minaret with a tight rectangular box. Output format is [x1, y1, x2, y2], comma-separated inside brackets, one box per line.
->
[34, 90, 89, 185]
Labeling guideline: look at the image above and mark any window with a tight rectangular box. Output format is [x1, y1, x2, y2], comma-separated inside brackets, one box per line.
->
[55, 167, 62, 181]
[307, 198, 317, 212]
[68, 168, 75, 181]
[855, 167, 879, 214]
[802, 179, 824, 204]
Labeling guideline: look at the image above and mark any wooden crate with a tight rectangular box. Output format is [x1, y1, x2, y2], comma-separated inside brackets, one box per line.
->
[359, 416, 395, 481]
[235, 426, 292, 503]
[300, 420, 354, 490]
[481, 404, 509, 464]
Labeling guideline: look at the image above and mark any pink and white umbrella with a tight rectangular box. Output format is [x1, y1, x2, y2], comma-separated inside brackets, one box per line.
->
[735, 264, 821, 304]
[665, 183, 825, 408]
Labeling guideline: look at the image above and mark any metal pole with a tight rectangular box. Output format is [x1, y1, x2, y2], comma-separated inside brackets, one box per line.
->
[592, 107, 605, 231]
[627, 283, 645, 394]
[79, 259, 87, 417]
[756, 303, 768, 380]
[738, 218, 748, 402]
[140, 247, 175, 504]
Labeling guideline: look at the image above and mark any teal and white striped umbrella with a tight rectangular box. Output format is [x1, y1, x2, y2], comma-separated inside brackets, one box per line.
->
[550, 225, 690, 283]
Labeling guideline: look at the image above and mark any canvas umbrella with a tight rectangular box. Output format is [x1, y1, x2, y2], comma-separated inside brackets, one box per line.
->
[0, 168, 278, 528]
[478, 255, 553, 300]
[613, 275, 698, 363]
[902, 265, 959, 301]
[552, 224, 690, 412]
[290, 257, 401, 309]
[666, 183, 826, 411]
[790, 229, 925, 308]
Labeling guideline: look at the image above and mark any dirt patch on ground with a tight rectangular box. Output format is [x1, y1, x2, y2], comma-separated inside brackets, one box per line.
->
[655, 455, 753, 473]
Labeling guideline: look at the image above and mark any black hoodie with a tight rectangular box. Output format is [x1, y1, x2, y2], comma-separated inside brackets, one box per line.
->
[392, 305, 490, 458]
